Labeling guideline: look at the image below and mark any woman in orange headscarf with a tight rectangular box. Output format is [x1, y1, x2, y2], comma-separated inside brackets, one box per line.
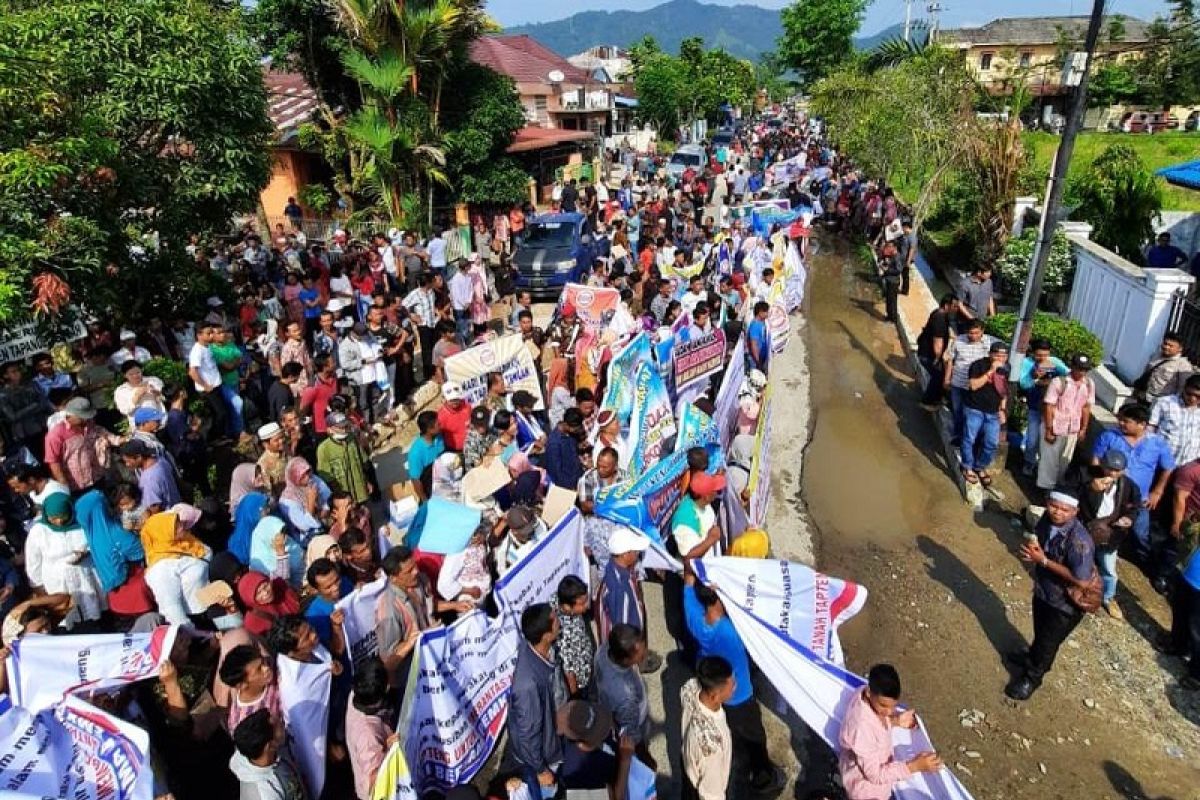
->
[140, 506, 212, 626]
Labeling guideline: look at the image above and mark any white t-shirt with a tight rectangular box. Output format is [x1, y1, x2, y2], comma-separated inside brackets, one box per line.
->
[380, 244, 397, 276]
[188, 343, 220, 392]
[428, 237, 447, 269]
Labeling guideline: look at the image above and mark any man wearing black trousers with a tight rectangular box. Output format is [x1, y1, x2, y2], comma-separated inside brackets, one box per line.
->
[1006, 492, 1096, 700]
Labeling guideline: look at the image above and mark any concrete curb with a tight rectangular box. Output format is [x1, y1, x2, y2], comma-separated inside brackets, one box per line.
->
[874, 249, 970, 500]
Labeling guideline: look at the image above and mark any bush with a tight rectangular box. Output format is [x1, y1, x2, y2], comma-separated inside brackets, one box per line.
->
[983, 312, 1104, 365]
[994, 229, 1075, 299]
[142, 357, 188, 387]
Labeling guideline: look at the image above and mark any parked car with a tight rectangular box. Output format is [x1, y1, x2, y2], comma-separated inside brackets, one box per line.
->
[1149, 111, 1180, 132]
[1184, 109, 1200, 132]
[512, 213, 593, 300]
[710, 129, 735, 147]
[665, 144, 705, 182]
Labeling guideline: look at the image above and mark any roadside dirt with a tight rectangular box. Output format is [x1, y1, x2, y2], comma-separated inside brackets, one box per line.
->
[802, 235, 1200, 800]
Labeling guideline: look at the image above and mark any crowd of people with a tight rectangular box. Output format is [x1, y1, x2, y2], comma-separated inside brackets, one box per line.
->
[0, 110, 962, 800]
[811, 152, 1200, 702]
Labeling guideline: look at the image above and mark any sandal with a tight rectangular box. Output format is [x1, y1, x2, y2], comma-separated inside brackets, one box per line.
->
[979, 471, 993, 488]
[962, 467, 979, 484]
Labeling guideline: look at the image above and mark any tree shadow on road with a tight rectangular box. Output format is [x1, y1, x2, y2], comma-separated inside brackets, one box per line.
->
[1103, 759, 1181, 800]
[834, 321, 956, 484]
[916, 534, 1027, 671]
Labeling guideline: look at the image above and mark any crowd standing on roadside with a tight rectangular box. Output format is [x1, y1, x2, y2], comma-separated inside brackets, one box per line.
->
[825, 136, 1200, 702]
[0, 107, 897, 800]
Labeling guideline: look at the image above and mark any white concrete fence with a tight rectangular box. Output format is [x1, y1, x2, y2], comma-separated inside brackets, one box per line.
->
[1064, 222, 1195, 390]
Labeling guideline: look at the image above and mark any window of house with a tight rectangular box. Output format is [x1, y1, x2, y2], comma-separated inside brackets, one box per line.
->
[980, 52, 994, 71]
[1019, 51, 1032, 68]
[535, 96, 548, 115]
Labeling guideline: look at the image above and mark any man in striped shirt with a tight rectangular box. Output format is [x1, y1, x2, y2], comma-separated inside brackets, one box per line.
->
[596, 527, 662, 673]
[942, 318, 994, 443]
[1150, 374, 1200, 467]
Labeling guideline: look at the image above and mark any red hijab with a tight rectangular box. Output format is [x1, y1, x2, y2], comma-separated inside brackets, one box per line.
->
[236, 571, 300, 636]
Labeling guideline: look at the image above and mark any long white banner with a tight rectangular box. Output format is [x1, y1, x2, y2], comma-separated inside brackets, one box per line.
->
[5, 626, 179, 712]
[717, 588, 976, 800]
[392, 510, 588, 795]
[696, 557, 865, 666]
[278, 647, 333, 798]
[444, 333, 545, 409]
[0, 693, 154, 800]
[337, 575, 388, 672]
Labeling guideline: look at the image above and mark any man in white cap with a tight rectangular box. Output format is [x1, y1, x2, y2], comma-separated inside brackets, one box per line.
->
[256, 421, 287, 494]
[596, 527, 662, 673]
[436, 381, 472, 452]
[1006, 490, 1095, 700]
[109, 330, 151, 371]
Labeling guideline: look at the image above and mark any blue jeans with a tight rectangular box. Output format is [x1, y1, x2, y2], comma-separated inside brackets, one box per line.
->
[1131, 506, 1152, 561]
[219, 384, 244, 437]
[961, 407, 1000, 471]
[1023, 407, 1043, 467]
[1096, 548, 1119, 603]
[454, 309, 471, 346]
[950, 386, 969, 441]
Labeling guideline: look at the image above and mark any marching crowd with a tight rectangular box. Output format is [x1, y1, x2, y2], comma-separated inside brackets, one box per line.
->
[0, 112, 949, 800]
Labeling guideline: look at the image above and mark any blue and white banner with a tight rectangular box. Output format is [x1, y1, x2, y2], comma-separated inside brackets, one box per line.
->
[395, 511, 587, 795]
[0, 693, 154, 800]
[336, 575, 388, 672]
[716, 585, 975, 800]
[603, 333, 651, 429]
[676, 403, 723, 470]
[595, 450, 689, 542]
[5, 625, 180, 712]
[626, 362, 677, 474]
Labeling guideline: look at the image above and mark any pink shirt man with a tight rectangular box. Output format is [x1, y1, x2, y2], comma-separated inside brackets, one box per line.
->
[838, 688, 912, 799]
[1044, 373, 1095, 436]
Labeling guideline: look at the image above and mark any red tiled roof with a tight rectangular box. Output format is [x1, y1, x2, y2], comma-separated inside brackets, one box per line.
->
[470, 35, 592, 85]
[263, 70, 319, 142]
[506, 126, 596, 154]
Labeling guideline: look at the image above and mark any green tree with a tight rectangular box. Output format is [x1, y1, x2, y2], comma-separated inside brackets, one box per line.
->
[1087, 62, 1140, 106]
[778, 0, 868, 85]
[1133, 2, 1200, 106]
[0, 0, 272, 326]
[634, 53, 691, 135]
[1071, 144, 1163, 265]
[440, 63, 529, 206]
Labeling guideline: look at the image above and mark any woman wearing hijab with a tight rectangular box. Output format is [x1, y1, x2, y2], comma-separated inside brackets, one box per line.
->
[236, 571, 300, 637]
[228, 492, 270, 565]
[500, 451, 547, 510]
[431, 452, 464, 501]
[24, 493, 106, 626]
[277, 457, 328, 540]
[140, 507, 212, 627]
[249, 515, 305, 590]
[228, 463, 263, 517]
[546, 358, 574, 430]
[725, 433, 756, 504]
[305, 533, 341, 571]
[76, 489, 154, 621]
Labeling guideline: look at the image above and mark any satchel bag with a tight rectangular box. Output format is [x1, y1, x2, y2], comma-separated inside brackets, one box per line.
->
[1065, 567, 1103, 614]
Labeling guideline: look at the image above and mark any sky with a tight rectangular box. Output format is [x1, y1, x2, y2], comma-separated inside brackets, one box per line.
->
[490, 0, 1175, 36]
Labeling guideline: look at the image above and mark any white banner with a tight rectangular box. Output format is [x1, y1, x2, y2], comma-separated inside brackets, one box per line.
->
[747, 378, 774, 528]
[395, 510, 587, 795]
[371, 741, 420, 800]
[768, 302, 790, 355]
[277, 647, 333, 798]
[6, 626, 180, 712]
[0, 693, 154, 800]
[712, 335, 745, 449]
[695, 557, 866, 666]
[445, 333, 544, 409]
[718, 592, 975, 800]
[0, 318, 87, 364]
[337, 575, 388, 672]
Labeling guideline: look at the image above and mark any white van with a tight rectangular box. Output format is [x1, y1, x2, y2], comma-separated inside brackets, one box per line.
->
[666, 144, 705, 182]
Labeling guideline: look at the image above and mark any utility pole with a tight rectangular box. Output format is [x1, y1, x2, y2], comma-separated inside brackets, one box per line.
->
[904, 0, 914, 42]
[927, 2, 943, 41]
[1010, 0, 1106, 362]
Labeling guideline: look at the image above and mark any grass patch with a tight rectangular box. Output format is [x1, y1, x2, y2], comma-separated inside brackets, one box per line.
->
[1023, 131, 1200, 212]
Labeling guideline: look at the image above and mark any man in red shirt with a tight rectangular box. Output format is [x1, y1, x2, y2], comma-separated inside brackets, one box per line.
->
[299, 356, 339, 436]
[436, 381, 473, 452]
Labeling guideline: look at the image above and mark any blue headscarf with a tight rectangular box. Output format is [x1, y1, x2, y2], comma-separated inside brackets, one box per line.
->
[249, 515, 304, 591]
[228, 492, 269, 565]
[75, 489, 145, 594]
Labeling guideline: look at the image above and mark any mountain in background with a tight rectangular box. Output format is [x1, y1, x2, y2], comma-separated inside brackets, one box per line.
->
[505, 0, 911, 61]
[505, 0, 780, 61]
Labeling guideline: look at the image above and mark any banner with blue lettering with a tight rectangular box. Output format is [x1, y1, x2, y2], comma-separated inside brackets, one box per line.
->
[676, 403, 723, 470]
[0, 693, 154, 800]
[626, 362, 677, 473]
[595, 450, 689, 542]
[602, 333, 651, 428]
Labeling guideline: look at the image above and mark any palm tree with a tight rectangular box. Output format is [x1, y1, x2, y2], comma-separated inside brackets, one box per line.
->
[864, 24, 931, 71]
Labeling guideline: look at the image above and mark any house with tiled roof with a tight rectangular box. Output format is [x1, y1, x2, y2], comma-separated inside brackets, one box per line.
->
[258, 69, 333, 226]
[938, 15, 1152, 107]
